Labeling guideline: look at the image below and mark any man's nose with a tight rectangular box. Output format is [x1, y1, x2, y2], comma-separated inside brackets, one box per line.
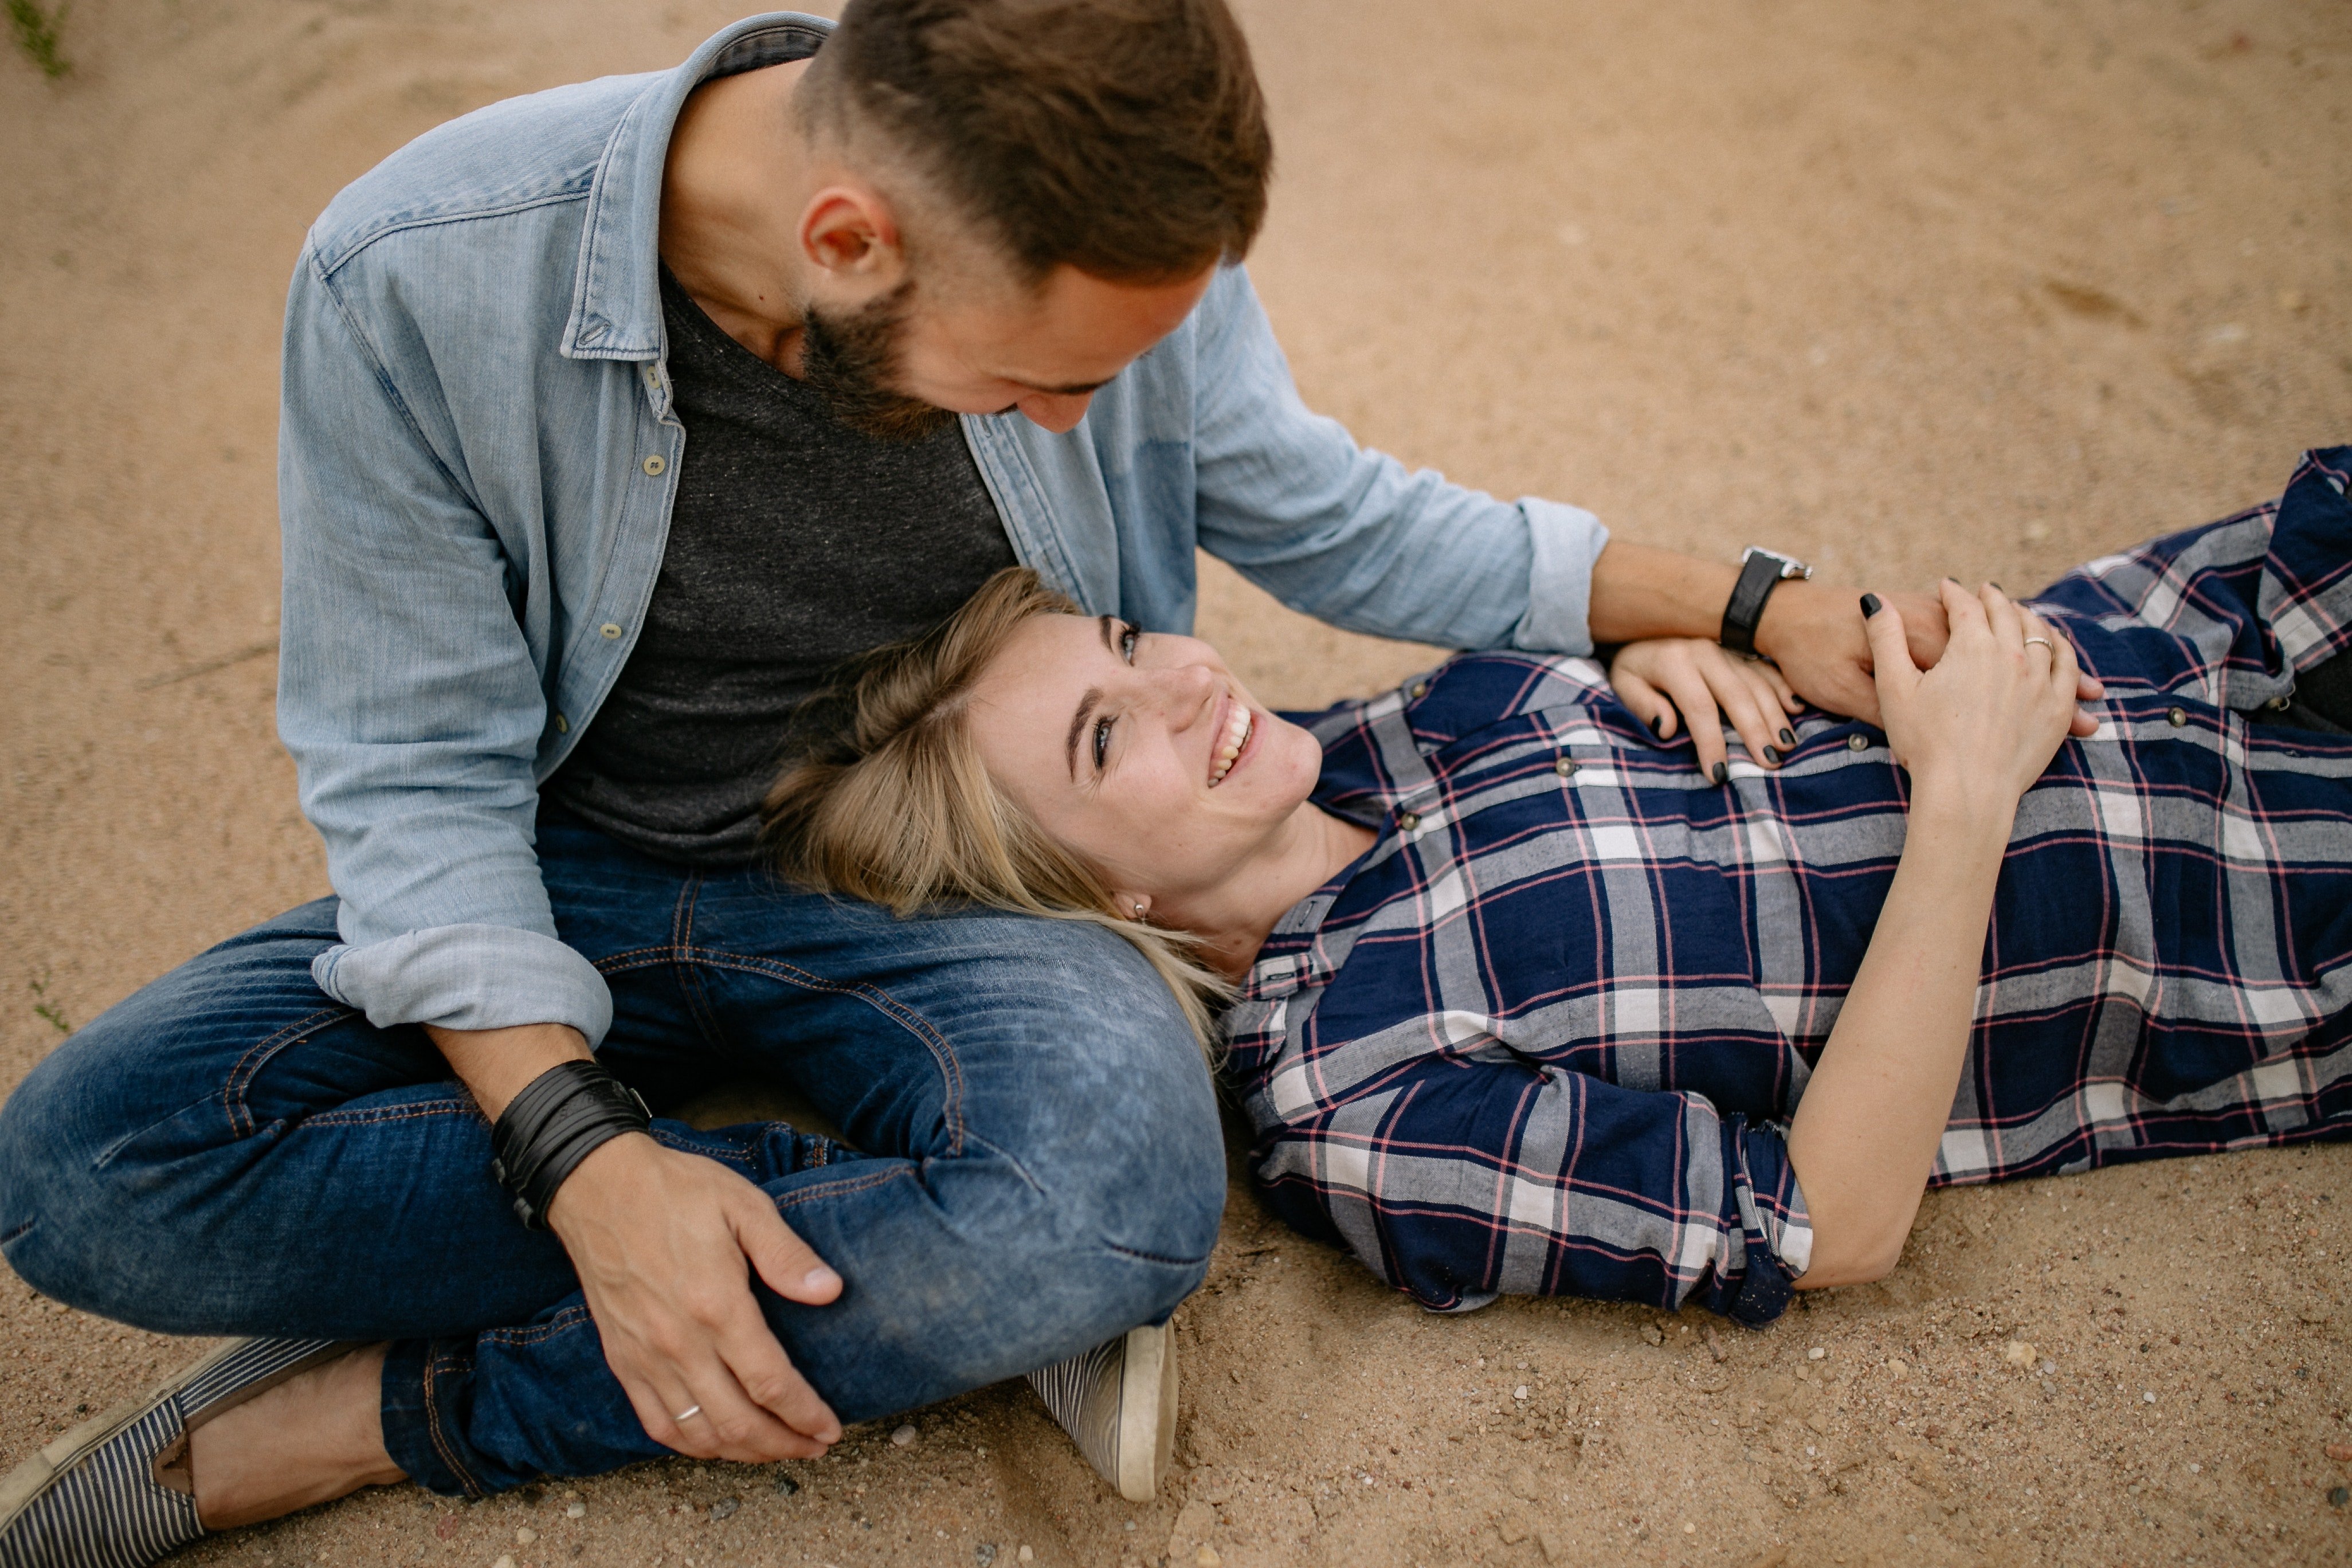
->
[1016, 391, 1096, 433]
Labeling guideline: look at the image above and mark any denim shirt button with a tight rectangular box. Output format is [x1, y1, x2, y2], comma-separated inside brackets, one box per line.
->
[640, 454, 667, 477]
[599, 623, 623, 640]
[554, 712, 569, 734]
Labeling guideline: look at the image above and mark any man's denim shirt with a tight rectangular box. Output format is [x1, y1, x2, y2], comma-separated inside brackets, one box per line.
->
[280, 13, 1608, 1045]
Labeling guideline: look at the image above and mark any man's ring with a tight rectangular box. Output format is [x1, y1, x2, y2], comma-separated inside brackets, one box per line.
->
[675, 1404, 703, 1423]
[2023, 637, 2054, 653]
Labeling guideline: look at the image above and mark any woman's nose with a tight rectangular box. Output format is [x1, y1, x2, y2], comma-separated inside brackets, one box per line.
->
[1144, 663, 1221, 726]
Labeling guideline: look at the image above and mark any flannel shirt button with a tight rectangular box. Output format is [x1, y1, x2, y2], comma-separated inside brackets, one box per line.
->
[554, 712, 569, 734]
[640, 454, 667, 477]
[1397, 810, 1421, 831]
[2168, 707, 2188, 728]
[1846, 733, 1869, 752]
[1554, 755, 1578, 777]
[2265, 695, 2291, 711]
[1409, 681, 1429, 699]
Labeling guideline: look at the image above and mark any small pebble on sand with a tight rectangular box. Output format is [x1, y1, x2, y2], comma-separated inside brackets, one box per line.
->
[710, 1498, 739, 1521]
[1640, 1325, 1664, 1346]
[2143, 1391, 2158, 1404]
[565, 1503, 586, 1519]
[2327, 1443, 2352, 1463]
[492, 1557, 515, 1568]
[892, 1424, 919, 1447]
[514, 1527, 536, 1546]
[1806, 1347, 1826, 1361]
[1018, 1549, 1034, 1564]
[773, 1475, 799, 1498]
[1196, 1548, 1223, 1567]
[2002, 1340, 2038, 1369]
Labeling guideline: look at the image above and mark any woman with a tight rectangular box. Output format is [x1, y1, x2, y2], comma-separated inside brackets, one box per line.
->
[767, 449, 2352, 1325]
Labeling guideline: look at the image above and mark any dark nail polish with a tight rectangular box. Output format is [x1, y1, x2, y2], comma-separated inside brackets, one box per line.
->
[1711, 761, 1728, 785]
[1650, 715, 1666, 737]
[1763, 744, 1781, 765]
[1859, 593, 1883, 618]
[1779, 728, 1796, 746]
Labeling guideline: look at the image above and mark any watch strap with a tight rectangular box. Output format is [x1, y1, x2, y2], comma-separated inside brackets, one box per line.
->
[1720, 550, 1799, 656]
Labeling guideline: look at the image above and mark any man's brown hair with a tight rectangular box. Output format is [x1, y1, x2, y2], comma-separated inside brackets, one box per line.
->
[798, 0, 1273, 285]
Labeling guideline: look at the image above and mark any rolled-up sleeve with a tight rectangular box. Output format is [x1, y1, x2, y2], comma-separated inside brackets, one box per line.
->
[1248, 1054, 1810, 1325]
[1187, 267, 1608, 656]
[278, 248, 613, 1045]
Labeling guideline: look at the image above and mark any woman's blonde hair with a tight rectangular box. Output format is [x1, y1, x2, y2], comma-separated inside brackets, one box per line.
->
[762, 567, 1231, 1050]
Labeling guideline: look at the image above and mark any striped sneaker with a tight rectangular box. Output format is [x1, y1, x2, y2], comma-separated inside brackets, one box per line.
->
[1025, 1322, 1177, 1503]
[0, 1338, 350, 1568]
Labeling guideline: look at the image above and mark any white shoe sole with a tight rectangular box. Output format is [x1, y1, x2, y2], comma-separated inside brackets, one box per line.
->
[1114, 1322, 1178, 1504]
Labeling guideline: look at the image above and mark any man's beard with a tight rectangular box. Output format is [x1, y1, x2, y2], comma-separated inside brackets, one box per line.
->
[799, 281, 959, 444]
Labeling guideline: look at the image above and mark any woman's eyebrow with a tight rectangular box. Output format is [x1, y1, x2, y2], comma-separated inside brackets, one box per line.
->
[1065, 687, 1103, 781]
[1061, 619, 1123, 778]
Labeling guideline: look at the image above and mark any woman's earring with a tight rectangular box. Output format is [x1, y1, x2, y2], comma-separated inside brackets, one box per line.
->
[1132, 901, 1146, 919]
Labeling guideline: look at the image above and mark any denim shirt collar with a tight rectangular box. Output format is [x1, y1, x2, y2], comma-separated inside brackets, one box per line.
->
[561, 11, 835, 362]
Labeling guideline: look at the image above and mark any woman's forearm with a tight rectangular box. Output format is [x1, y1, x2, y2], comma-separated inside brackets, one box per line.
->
[1784, 786, 2014, 1286]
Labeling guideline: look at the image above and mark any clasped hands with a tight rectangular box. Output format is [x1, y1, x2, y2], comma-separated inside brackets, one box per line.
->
[1608, 578, 2104, 780]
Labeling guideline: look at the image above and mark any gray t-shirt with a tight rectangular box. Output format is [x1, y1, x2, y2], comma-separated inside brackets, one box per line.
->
[544, 268, 1016, 865]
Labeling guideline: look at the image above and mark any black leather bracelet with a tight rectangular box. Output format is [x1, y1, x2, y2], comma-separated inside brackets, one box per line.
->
[488, 1060, 653, 1230]
[1719, 547, 1812, 656]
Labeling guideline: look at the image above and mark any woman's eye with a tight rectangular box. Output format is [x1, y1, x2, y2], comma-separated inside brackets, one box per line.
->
[1119, 626, 1139, 663]
[1093, 716, 1113, 770]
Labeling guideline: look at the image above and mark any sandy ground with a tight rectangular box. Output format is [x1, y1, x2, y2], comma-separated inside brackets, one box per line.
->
[5, 0, 2351, 1564]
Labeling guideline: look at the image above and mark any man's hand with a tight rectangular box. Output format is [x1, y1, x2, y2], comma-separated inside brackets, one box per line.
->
[548, 1134, 844, 1462]
[1758, 579, 2103, 735]
[1754, 579, 1951, 728]
[426, 1022, 844, 1462]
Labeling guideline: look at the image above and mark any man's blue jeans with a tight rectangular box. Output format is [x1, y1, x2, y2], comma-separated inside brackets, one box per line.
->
[0, 812, 1223, 1495]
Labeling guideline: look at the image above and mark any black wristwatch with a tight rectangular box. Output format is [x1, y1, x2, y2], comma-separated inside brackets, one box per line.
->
[1719, 547, 1813, 657]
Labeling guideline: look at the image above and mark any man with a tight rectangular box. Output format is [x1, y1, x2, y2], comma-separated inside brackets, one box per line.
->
[0, 2, 1954, 1558]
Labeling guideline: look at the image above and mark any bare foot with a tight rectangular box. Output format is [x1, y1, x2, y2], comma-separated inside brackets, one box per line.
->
[189, 1344, 407, 1529]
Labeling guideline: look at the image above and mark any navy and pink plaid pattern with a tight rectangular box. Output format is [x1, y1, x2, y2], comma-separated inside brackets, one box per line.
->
[1225, 448, 2352, 1327]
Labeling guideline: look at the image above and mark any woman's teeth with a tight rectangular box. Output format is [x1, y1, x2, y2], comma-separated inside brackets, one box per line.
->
[1209, 704, 1253, 786]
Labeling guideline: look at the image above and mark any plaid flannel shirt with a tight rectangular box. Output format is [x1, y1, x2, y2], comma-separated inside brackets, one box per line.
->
[1225, 448, 2352, 1326]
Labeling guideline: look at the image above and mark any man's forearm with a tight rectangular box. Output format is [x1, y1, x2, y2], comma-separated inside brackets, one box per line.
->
[1585, 538, 1829, 654]
[425, 1021, 594, 1120]
[1583, 539, 1741, 645]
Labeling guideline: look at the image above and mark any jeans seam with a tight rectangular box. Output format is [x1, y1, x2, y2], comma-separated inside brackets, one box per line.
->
[306, 1099, 480, 1130]
[768, 1166, 915, 1213]
[423, 1344, 488, 1499]
[591, 943, 687, 970]
[222, 1005, 360, 1137]
[670, 950, 971, 1159]
[673, 876, 730, 1050]
[477, 1302, 593, 1349]
[1102, 1240, 1214, 1268]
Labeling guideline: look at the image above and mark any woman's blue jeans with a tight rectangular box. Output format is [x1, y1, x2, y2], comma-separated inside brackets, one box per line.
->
[0, 813, 1224, 1495]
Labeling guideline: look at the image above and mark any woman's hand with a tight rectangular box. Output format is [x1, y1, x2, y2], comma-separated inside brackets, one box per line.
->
[1610, 638, 1805, 781]
[1862, 581, 2084, 818]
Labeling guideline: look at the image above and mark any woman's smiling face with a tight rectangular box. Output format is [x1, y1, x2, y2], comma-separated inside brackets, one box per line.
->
[965, 611, 1324, 907]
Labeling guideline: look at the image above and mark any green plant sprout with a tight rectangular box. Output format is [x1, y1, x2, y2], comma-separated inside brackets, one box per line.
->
[8, 0, 70, 79]
[29, 974, 72, 1037]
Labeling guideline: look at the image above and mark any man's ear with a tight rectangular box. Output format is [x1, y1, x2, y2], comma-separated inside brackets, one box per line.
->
[799, 182, 907, 285]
